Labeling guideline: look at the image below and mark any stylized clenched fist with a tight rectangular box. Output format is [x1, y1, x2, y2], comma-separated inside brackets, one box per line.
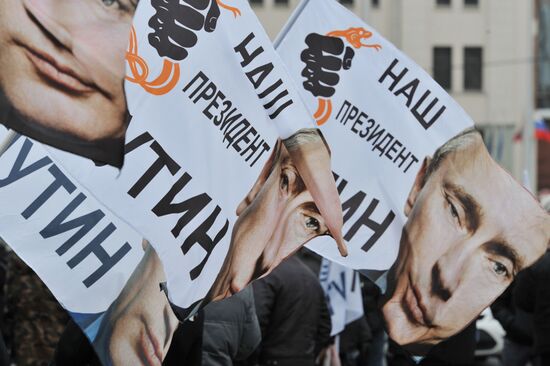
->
[148, 0, 220, 61]
[300, 33, 355, 98]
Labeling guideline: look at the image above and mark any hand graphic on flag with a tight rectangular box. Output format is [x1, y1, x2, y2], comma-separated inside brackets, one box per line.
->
[301, 33, 355, 98]
[299, 29, 381, 126]
[148, 0, 221, 61]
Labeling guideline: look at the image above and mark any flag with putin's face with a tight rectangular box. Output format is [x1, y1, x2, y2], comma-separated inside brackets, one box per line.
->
[276, 0, 550, 349]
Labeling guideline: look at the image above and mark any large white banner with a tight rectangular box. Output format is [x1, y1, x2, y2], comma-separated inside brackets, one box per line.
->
[0, 128, 143, 314]
[276, 0, 472, 271]
[276, 0, 550, 348]
[43, 0, 344, 321]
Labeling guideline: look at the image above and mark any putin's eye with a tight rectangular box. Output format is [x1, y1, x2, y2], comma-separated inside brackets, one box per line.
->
[492, 261, 509, 278]
[280, 174, 289, 191]
[444, 194, 462, 228]
[305, 216, 320, 231]
[448, 199, 459, 219]
[100, 0, 137, 12]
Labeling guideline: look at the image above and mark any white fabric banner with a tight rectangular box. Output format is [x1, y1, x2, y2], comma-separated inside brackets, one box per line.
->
[319, 258, 363, 336]
[43, 0, 339, 317]
[276, 0, 472, 271]
[275, 0, 550, 347]
[0, 128, 143, 314]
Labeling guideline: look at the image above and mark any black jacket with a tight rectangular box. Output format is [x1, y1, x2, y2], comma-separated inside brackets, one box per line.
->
[201, 286, 261, 366]
[387, 321, 477, 366]
[361, 277, 385, 334]
[252, 256, 331, 366]
[491, 278, 533, 345]
[339, 316, 372, 366]
[515, 251, 550, 355]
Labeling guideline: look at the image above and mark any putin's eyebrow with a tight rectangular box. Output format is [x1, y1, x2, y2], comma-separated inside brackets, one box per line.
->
[281, 157, 306, 195]
[483, 240, 523, 273]
[302, 201, 322, 215]
[443, 181, 482, 233]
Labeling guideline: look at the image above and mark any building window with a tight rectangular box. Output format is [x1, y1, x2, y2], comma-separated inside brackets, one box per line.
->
[464, 0, 478, 6]
[340, 0, 353, 5]
[371, 0, 379, 8]
[274, 0, 289, 5]
[436, 0, 451, 6]
[249, 0, 263, 4]
[433, 47, 452, 90]
[464, 47, 482, 90]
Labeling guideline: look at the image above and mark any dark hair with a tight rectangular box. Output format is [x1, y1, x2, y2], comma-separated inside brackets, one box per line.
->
[422, 127, 482, 186]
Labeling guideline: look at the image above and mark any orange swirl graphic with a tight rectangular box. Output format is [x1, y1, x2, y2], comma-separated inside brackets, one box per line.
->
[217, 0, 241, 17]
[313, 99, 332, 126]
[125, 26, 180, 95]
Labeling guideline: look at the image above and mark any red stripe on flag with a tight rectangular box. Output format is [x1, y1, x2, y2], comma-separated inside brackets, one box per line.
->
[535, 129, 550, 143]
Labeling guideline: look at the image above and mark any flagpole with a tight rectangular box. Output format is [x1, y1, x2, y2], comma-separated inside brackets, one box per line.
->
[523, 0, 536, 193]
[0, 130, 18, 158]
[273, 0, 311, 48]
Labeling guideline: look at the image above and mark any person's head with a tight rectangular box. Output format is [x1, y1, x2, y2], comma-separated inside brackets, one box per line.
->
[0, 0, 135, 143]
[94, 241, 178, 366]
[208, 129, 332, 301]
[382, 128, 550, 348]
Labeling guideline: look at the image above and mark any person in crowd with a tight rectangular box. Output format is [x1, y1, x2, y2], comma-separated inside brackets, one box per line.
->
[387, 321, 477, 366]
[491, 277, 534, 366]
[338, 315, 372, 366]
[250, 255, 331, 366]
[514, 250, 550, 366]
[361, 277, 387, 366]
[296, 246, 323, 276]
[50, 318, 100, 366]
[3, 250, 68, 366]
[514, 195, 550, 366]
[0, 243, 10, 366]
[162, 312, 204, 366]
[201, 286, 260, 366]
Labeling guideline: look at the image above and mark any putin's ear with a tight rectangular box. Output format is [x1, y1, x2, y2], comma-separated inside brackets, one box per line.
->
[236, 140, 281, 216]
[404, 156, 431, 216]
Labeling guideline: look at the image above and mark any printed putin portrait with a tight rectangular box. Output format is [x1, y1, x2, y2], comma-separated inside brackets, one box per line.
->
[92, 241, 179, 366]
[0, 0, 137, 167]
[207, 128, 337, 302]
[297, 35, 550, 349]
[381, 128, 550, 350]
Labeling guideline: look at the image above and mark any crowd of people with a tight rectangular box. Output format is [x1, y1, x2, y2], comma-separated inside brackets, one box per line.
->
[491, 194, 550, 366]
[0, 196, 547, 366]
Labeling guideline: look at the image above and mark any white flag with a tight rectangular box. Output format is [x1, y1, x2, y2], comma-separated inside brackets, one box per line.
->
[276, 0, 550, 347]
[319, 258, 363, 336]
[0, 128, 143, 314]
